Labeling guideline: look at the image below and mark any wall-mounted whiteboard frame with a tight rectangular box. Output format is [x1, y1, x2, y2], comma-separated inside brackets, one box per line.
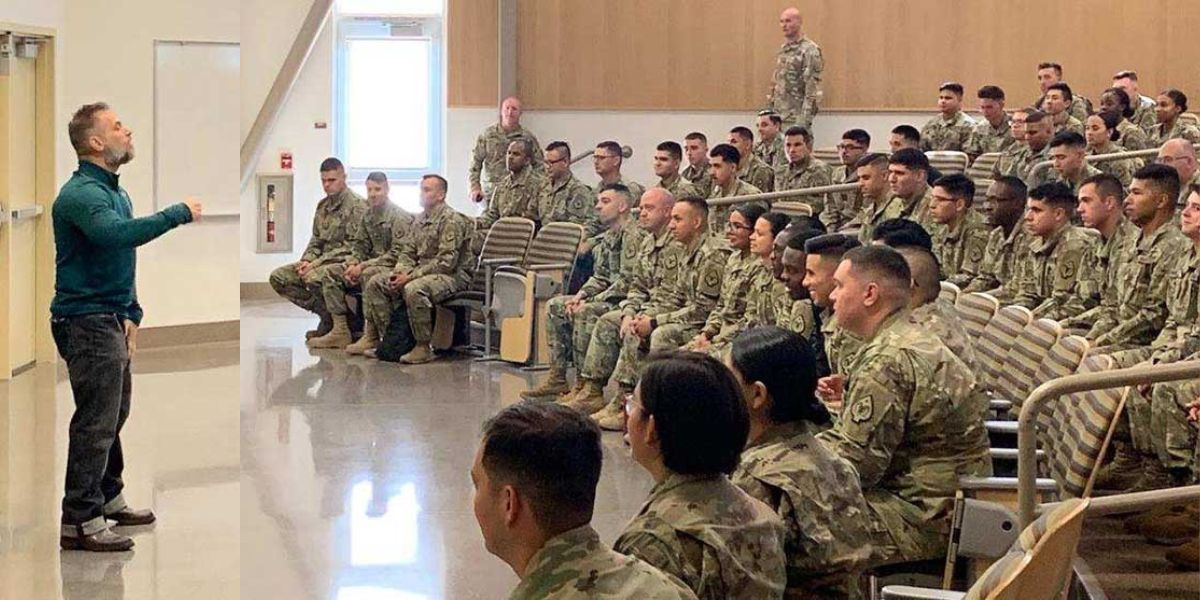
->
[153, 40, 240, 216]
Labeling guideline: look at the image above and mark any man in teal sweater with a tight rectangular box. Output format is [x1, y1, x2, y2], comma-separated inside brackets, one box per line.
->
[51, 102, 200, 552]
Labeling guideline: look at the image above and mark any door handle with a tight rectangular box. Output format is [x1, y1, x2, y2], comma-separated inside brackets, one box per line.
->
[10, 205, 43, 222]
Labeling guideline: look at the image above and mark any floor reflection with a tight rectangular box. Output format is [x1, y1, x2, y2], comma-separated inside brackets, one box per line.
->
[240, 300, 654, 600]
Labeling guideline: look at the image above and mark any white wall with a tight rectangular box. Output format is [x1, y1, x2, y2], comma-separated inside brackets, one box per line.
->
[58, 0, 240, 327]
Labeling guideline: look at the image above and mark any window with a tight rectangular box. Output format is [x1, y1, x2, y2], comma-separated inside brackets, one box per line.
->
[335, 4, 443, 213]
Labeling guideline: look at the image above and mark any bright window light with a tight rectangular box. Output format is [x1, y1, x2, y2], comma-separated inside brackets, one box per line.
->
[345, 39, 431, 170]
[338, 0, 442, 16]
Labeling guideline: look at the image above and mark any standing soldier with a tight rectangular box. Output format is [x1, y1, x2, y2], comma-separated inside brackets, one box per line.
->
[310, 172, 413, 351]
[269, 157, 367, 340]
[767, 6, 824, 131]
[468, 96, 542, 204]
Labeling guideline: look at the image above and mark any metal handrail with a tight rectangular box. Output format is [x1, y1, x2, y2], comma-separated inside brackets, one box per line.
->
[1028, 142, 1200, 175]
[1040, 485, 1200, 519]
[1017, 360, 1200, 527]
[706, 182, 861, 208]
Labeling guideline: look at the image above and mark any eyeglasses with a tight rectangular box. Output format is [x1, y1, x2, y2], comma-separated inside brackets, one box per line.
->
[1157, 155, 1190, 165]
[544, 156, 567, 165]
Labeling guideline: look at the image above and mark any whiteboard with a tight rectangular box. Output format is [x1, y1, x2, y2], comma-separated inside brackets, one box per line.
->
[154, 41, 240, 216]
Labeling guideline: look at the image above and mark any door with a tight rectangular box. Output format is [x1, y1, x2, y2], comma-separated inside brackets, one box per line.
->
[0, 37, 41, 375]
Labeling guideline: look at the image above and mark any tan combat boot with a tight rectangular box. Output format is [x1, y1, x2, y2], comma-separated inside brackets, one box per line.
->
[306, 312, 333, 339]
[556, 379, 585, 405]
[569, 380, 608, 415]
[1094, 442, 1146, 492]
[308, 315, 354, 349]
[400, 344, 435, 365]
[520, 369, 571, 400]
[591, 395, 627, 432]
[1166, 539, 1200, 571]
[345, 321, 379, 355]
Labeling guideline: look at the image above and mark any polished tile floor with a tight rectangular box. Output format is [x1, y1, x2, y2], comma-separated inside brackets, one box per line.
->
[239, 300, 653, 600]
[0, 341, 239, 600]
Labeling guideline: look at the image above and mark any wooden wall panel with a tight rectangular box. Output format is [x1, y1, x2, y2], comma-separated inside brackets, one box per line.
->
[447, 0, 499, 106]
[495, 0, 1199, 111]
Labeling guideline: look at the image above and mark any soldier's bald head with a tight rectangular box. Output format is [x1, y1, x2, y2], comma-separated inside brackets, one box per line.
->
[641, 186, 674, 209]
[1158, 139, 1197, 181]
[895, 246, 941, 307]
[781, 7, 801, 20]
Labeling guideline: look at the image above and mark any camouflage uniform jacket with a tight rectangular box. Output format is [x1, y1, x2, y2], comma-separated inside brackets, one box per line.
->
[754, 135, 786, 169]
[595, 175, 647, 209]
[615, 472, 788, 600]
[649, 235, 729, 329]
[682, 163, 714, 199]
[767, 36, 824, 127]
[1060, 218, 1139, 331]
[619, 228, 677, 317]
[347, 201, 412, 270]
[469, 123, 542, 191]
[539, 173, 602, 237]
[1053, 114, 1085, 136]
[740, 264, 792, 331]
[963, 114, 1015, 157]
[1089, 144, 1142, 190]
[701, 250, 761, 340]
[1116, 118, 1152, 151]
[1144, 242, 1200, 364]
[478, 166, 544, 231]
[738, 154, 776, 193]
[392, 202, 474, 289]
[828, 166, 862, 231]
[1092, 223, 1192, 349]
[1014, 225, 1095, 319]
[934, 210, 990, 288]
[920, 110, 977, 152]
[656, 173, 699, 200]
[1152, 120, 1200, 146]
[874, 183, 938, 236]
[821, 307, 862, 376]
[1034, 94, 1092, 123]
[1130, 97, 1159, 132]
[511, 525, 698, 600]
[909, 299, 977, 371]
[817, 310, 992, 559]
[707, 179, 763, 235]
[731, 421, 873, 597]
[1050, 163, 1103, 196]
[962, 224, 1031, 296]
[301, 188, 367, 268]
[774, 155, 833, 216]
[578, 221, 648, 305]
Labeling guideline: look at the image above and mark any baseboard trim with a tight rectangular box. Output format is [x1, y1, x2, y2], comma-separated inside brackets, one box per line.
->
[241, 282, 276, 301]
[139, 320, 239, 349]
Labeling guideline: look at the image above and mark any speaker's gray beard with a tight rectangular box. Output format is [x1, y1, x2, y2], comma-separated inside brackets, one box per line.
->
[103, 146, 134, 170]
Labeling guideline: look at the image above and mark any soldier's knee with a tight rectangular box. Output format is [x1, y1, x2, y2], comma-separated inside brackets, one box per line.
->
[268, 265, 292, 290]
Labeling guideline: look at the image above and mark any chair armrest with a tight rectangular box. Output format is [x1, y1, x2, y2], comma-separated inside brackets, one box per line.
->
[525, 262, 572, 272]
[481, 257, 521, 267]
[989, 448, 1045, 461]
[881, 586, 966, 600]
[990, 398, 1013, 412]
[986, 421, 1018, 435]
[958, 476, 1058, 492]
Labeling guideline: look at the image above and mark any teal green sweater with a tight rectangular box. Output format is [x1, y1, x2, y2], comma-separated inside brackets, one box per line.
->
[50, 161, 192, 324]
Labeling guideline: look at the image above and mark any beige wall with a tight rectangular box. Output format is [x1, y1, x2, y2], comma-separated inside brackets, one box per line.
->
[450, 0, 1200, 110]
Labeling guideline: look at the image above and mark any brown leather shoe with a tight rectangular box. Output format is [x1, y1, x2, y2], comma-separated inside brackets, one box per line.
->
[61, 528, 134, 552]
[106, 508, 157, 527]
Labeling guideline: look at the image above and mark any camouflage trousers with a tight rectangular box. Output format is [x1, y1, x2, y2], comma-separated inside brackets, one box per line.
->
[362, 273, 460, 343]
[269, 262, 341, 315]
[579, 310, 627, 385]
[1150, 378, 1200, 472]
[863, 493, 951, 567]
[545, 296, 613, 371]
[611, 323, 698, 388]
[316, 264, 391, 316]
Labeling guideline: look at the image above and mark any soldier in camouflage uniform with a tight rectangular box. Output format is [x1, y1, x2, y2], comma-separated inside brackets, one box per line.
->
[567, 189, 677, 418]
[651, 141, 698, 199]
[1005, 112, 1054, 196]
[619, 351, 788, 599]
[593, 140, 647, 208]
[1033, 63, 1092, 123]
[1048, 131, 1103, 195]
[681, 132, 714, 199]
[880, 149, 938, 233]
[537, 141, 602, 237]
[685, 204, 768, 357]
[896, 246, 978, 370]
[963, 85, 1015, 159]
[468, 96, 542, 203]
[729, 127, 775, 192]
[1159, 140, 1199, 214]
[1085, 113, 1142, 190]
[817, 246, 991, 565]
[361, 175, 473, 364]
[963, 177, 1031, 295]
[310, 173, 413, 351]
[270, 158, 367, 339]
[475, 139, 544, 250]
[767, 7, 823, 131]
[1043, 84, 1085, 135]
[754, 111, 787, 169]
[775, 125, 833, 217]
[1011, 183, 1095, 319]
[828, 130, 871, 231]
[727, 327, 872, 598]
[522, 184, 644, 401]
[853, 153, 894, 243]
[801, 234, 863, 412]
[705, 144, 763, 234]
[920, 82, 977, 152]
[472, 401, 697, 600]
[1098, 87, 1153, 151]
[1111, 72, 1159, 133]
[1150, 90, 1200, 146]
[1059, 174, 1140, 333]
[929, 174, 988, 287]
[608, 198, 728, 394]
[777, 230, 831, 374]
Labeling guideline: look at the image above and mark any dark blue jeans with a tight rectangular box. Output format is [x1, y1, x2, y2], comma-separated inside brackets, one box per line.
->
[51, 313, 131, 535]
